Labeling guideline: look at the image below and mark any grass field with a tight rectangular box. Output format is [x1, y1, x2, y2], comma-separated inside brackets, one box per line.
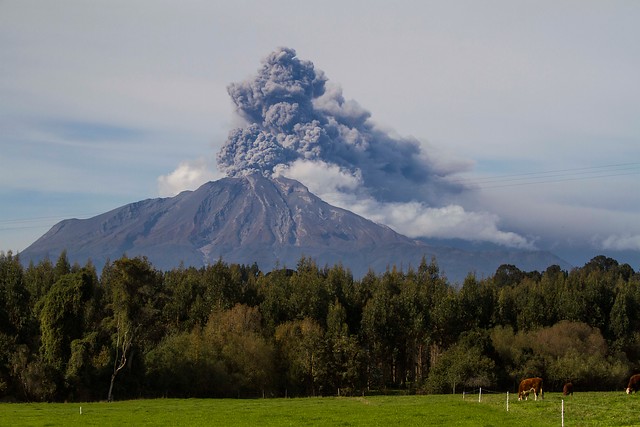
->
[3, 392, 640, 426]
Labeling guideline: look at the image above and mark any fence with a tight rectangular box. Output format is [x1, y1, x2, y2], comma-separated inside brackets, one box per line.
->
[461, 387, 640, 426]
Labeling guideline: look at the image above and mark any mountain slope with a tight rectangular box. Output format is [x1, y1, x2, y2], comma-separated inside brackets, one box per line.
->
[20, 174, 571, 283]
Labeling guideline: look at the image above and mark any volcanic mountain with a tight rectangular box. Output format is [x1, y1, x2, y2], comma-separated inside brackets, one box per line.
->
[20, 174, 570, 283]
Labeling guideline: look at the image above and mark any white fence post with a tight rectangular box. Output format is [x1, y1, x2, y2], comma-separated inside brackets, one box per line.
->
[463, 391, 465, 399]
[506, 391, 509, 412]
[561, 399, 565, 427]
[479, 387, 482, 403]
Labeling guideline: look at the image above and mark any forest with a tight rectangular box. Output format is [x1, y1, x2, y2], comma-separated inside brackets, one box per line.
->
[0, 250, 639, 402]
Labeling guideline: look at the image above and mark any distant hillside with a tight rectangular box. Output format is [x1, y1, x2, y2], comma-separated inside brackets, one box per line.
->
[20, 174, 571, 283]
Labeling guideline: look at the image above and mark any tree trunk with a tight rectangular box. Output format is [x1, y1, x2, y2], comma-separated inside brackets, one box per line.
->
[107, 374, 116, 402]
[107, 320, 132, 402]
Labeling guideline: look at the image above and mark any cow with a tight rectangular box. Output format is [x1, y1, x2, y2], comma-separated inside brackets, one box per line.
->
[563, 382, 574, 396]
[626, 374, 640, 394]
[518, 377, 543, 401]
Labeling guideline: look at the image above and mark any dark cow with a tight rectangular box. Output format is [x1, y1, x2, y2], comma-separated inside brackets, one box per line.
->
[518, 377, 543, 401]
[626, 374, 640, 394]
[563, 382, 574, 396]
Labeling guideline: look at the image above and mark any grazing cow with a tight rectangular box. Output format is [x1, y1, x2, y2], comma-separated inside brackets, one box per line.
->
[626, 374, 640, 394]
[563, 382, 574, 396]
[518, 377, 543, 401]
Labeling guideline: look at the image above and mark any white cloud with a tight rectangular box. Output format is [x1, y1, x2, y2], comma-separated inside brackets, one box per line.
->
[356, 200, 535, 249]
[157, 158, 220, 197]
[602, 235, 640, 251]
[278, 159, 535, 249]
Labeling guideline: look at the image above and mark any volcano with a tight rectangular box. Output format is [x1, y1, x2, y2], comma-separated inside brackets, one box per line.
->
[20, 174, 570, 282]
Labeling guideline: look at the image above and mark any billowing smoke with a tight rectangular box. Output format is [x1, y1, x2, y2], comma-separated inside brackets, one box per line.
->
[217, 47, 460, 205]
[214, 47, 534, 248]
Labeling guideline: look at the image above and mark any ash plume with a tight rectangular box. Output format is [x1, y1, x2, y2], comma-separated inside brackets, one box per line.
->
[217, 47, 460, 205]
[216, 48, 534, 248]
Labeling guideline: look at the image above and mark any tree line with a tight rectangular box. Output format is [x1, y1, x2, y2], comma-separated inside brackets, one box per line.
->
[0, 250, 639, 401]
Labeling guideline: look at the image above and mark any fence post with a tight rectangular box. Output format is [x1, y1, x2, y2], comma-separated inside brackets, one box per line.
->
[506, 391, 509, 412]
[463, 391, 465, 400]
[479, 387, 482, 403]
[561, 399, 564, 427]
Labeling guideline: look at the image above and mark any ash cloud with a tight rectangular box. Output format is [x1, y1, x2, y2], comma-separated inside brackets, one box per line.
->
[215, 47, 534, 249]
[217, 47, 460, 205]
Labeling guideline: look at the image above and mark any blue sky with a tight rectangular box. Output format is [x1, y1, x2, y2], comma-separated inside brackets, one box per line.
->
[1, 0, 639, 268]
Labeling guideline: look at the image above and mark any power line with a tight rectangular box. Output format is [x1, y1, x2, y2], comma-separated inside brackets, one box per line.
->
[470, 163, 638, 184]
[450, 162, 640, 189]
[477, 171, 640, 189]
[0, 212, 104, 231]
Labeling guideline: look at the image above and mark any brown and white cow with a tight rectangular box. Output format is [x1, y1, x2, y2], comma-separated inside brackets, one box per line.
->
[563, 382, 574, 396]
[518, 377, 543, 401]
[626, 374, 640, 394]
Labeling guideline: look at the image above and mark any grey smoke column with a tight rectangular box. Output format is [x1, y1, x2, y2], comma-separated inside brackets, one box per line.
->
[217, 47, 460, 203]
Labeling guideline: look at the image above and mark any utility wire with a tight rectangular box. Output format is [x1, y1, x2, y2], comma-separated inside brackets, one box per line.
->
[477, 171, 640, 189]
[463, 163, 638, 184]
[0, 212, 104, 231]
[450, 162, 640, 189]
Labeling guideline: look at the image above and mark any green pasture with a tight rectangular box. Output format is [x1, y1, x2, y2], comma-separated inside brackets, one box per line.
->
[3, 392, 640, 426]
